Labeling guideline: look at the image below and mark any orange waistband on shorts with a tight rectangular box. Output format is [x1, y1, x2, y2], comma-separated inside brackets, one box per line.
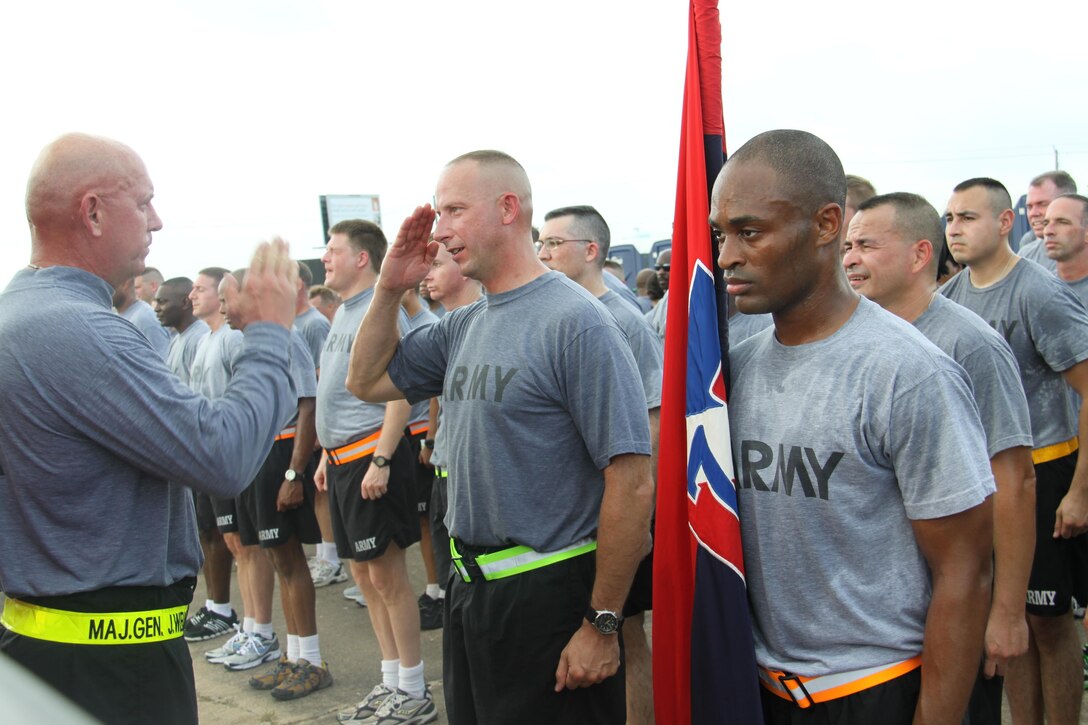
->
[326, 431, 382, 466]
[758, 655, 922, 709]
[1033, 437, 1078, 465]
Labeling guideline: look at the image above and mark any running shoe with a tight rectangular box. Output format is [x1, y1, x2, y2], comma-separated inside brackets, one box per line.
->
[337, 683, 394, 722]
[270, 658, 333, 700]
[250, 654, 297, 690]
[222, 633, 281, 671]
[205, 630, 249, 663]
[312, 559, 349, 587]
[418, 594, 443, 631]
[355, 686, 437, 724]
[344, 584, 368, 607]
[184, 607, 238, 642]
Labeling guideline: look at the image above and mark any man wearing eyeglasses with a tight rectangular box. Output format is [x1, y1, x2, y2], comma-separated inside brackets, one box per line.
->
[345, 150, 654, 725]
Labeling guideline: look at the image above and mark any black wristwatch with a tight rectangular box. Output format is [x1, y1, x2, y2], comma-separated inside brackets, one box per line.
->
[284, 469, 303, 483]
[423, 439, 435, 450]
[371, 455, 390, 468]
[584, 607, 623, 635]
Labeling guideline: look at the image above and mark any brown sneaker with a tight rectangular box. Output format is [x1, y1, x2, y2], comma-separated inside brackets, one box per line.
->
[270, 658, 333, 701]
[249, 654, 296, 691]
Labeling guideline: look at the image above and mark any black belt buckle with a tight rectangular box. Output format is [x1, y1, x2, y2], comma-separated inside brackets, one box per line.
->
[778, 672, 815, 709]
[452, 541, 487, 583]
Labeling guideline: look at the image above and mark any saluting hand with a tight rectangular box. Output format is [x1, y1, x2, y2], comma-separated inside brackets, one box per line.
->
[378, 205, 438, 294]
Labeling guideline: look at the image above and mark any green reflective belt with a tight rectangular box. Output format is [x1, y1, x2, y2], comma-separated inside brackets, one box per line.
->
[450, 538, 596, 583]
[435, 467, 448, 479]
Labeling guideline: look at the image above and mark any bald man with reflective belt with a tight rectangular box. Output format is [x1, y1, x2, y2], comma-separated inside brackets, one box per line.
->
[0, 133, 299, 725]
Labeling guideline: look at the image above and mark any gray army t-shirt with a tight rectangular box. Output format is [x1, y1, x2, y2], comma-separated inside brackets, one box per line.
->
[166, 319, 209, 386]
[316, 287, 410, 448]
[1061, 275, 1088, 309]
[388, 271, 651, 552]
[913, 294, 1033, 457]
[406, 307, 440, 427]
[599, 289, 662, 408]
[1019, 239, 1058, 273]
[189, 325, 244, 399]
[121, 299, 171, 359]
[729, 297, 994, 676]
[728, 311, 774, 347]
[294, 305, 331, 370]
[942, 259, 1088, 449]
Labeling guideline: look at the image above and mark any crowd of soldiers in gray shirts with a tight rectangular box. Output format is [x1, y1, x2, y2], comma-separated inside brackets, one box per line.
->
[5, 130, 1088, 725]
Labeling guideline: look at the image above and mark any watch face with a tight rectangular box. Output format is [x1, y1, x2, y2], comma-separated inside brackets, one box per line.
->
[372, 456, 389, 468]
[595, 612, 619, 634]
[284, 469, 299, 482]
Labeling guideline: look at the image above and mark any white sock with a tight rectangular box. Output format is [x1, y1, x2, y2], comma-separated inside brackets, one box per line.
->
[299, 634, 321, 665]
[321, 542, 339, 564]
[207, 600, 232, 618]
[381, 659, 400, 690]
[438, 587, 445, 599]
[425, 583, 441, 599]
[243, 617, 256, 634]
[399, 661, 425, 698]
[287, 634, 300, 662]
[254, 621, 274, 640]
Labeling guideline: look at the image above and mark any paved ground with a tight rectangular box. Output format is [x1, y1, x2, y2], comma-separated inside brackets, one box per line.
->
[192, 544, 448, 724]
[4, 542, 1087, 723]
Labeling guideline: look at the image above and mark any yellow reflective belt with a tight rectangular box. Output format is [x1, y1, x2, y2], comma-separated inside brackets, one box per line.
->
[451, 538, 597, 583]
[1033, 437, 1078, 465]
[435, 467, 448, 479]
[1, 599, 188, 645]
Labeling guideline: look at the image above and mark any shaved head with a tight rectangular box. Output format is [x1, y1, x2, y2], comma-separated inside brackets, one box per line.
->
[24, 133, 161, 288]
[27, 133, 143, 235]
[726, 129, 846, 217]
[445, 150, 534, 228]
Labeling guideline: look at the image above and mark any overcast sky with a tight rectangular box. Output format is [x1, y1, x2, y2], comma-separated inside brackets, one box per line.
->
[2, 0, 1085, 286]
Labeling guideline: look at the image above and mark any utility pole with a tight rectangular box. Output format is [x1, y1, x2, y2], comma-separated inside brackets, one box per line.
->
[1054, 146, 1060, 170]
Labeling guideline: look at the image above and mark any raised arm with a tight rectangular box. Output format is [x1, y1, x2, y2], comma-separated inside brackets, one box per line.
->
[347, 205, 438, 402]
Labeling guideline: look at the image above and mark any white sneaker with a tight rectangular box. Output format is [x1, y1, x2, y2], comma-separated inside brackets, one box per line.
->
[205, 631, 249, 664]
[343, 584, 367, 607]
[311, 558, 349, 587]
[222, 633, 281, 671]
[362, 686, 437, 724]
[336, 683, 393, 722]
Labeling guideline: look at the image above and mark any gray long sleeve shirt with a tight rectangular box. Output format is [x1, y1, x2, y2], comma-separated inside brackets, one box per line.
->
[0, 267, 297, 597]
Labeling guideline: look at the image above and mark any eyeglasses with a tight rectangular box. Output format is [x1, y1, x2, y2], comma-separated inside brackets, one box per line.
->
[535, 238, 592, 252]
[655, 264, 671, 272]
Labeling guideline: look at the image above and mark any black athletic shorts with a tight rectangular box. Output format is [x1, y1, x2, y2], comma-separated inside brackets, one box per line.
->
[193, 491, 217, 533]
[404, 429, 434, 516]
[0, 578, 198, 725]
[1027, 451, 1088, 616]
[444, 548, 624, 724]
[431, 472, 452, 587]
[236, 441, 321, 548]
[327, 436, 420, 562]
[760, 666, 921, 725]
[210, 495, 238, 535]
